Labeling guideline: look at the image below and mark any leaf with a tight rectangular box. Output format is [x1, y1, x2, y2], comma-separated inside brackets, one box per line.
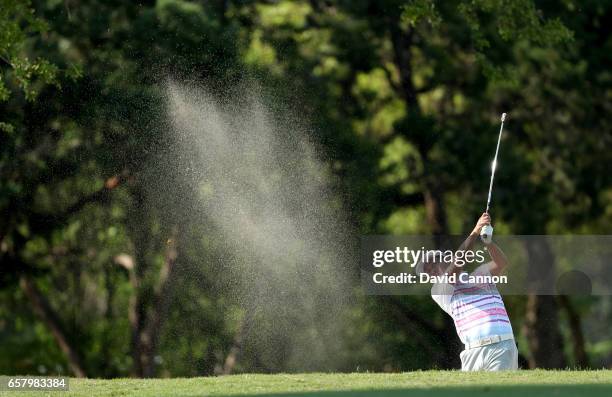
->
[401, 0, 441, 28]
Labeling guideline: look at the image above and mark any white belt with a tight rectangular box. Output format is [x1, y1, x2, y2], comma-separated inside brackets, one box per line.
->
[464, 333, 514, 350]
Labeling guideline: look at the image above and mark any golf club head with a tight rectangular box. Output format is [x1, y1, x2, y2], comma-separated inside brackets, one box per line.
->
[501, 113, 507, 122]
[480, 224, 493, 244]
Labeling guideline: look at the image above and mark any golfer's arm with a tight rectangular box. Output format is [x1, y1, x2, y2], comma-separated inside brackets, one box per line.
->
[443, 232, 479, 276]
[486, 242, 508, 276]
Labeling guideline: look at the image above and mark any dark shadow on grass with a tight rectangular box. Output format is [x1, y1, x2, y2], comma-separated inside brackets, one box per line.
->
[206, 384, 612, 397]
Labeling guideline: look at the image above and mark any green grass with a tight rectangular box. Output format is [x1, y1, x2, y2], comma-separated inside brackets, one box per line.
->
[3, 371, 612, 397]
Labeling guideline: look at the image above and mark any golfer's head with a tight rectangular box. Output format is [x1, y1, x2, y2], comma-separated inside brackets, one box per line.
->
[415, 260, 444, 276]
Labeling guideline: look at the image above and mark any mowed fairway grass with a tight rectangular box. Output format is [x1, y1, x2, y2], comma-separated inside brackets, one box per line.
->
[3, 371, 612, 397]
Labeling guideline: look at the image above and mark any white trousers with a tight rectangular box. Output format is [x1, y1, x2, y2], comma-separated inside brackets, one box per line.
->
[460, 339, 519, 371]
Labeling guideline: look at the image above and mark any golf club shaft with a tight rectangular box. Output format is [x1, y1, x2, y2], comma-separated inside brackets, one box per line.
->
[485, 113, 507, 213]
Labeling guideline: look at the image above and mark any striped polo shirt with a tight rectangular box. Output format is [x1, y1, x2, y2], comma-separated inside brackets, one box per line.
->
[432, 263, 514, 345]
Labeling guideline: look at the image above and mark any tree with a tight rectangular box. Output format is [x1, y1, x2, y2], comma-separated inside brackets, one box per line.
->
[1, 0, 609, 376]
[1, 0, 241, 377]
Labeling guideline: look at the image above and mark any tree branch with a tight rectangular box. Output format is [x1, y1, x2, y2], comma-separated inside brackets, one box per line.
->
[141, 226, 180, 377]
[20, 275, 87, 377]
[219, 309, 253, 375]
[30, 173, 128, 236]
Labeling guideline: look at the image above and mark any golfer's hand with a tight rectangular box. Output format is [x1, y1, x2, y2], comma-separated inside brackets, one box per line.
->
[472, 212, 491, 234]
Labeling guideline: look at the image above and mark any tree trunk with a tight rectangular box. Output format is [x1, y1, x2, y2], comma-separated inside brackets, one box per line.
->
[128, 257, 147, 377]
[388, 18, 461, 368]
[423, 184, 449, 235]
[388, 21, 449, 237]
[423, 184, 460, 367]
[558, 295, 589, 368]
[389, 24, 417, 106]
[20, 276, 87, 377]
[127, 221, 180, 378]
[127, 186, 151, 378]
[219, 316, 246, 375]
[523, 295, 566, 368]
[522, 237, 566, 368]
[142, 227, 179, 377]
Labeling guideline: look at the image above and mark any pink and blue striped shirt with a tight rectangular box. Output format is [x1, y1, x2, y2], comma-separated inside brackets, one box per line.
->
[432, 263, 514, 345]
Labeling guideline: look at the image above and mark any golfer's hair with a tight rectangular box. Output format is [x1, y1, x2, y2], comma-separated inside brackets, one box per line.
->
[425, 250, 442, 263]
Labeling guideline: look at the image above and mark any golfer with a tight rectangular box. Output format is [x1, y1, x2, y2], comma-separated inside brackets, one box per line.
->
[417, 213, 518, 371]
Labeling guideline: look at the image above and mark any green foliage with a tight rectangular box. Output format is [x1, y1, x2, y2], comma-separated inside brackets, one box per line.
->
[459, 0, 573, 46]
[0, 0, 58, 100]
[402, 0, 441, 28]
[456, 0, 573, 84]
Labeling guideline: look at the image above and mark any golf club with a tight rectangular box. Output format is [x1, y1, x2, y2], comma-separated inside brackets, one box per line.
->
[480, 112, 507, 244]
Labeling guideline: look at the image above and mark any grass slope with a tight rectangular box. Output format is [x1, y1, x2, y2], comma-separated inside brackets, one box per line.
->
[3, 371, 612, 397]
